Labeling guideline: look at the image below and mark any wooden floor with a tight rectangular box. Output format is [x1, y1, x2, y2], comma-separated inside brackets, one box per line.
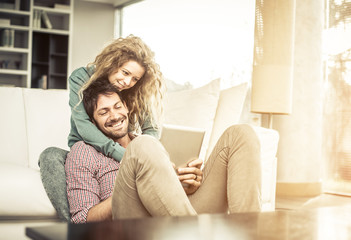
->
[276, 193, 351, 210]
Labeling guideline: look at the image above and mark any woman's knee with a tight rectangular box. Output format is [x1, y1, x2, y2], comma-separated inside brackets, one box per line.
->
[38, 147, 68, 168]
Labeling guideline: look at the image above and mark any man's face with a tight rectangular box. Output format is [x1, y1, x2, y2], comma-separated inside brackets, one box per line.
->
[92, 92, 129, 141]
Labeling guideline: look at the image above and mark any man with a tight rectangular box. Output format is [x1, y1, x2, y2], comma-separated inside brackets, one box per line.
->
[66, 81, 262, 223]
[66, 81, 197, 223]
[65, 81, 128, 223]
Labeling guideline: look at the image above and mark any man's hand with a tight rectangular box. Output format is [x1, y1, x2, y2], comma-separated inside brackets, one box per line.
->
[176, 158, 203, 195]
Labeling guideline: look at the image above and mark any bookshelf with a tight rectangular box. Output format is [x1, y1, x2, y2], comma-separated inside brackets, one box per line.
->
[0, 0, 73, 89]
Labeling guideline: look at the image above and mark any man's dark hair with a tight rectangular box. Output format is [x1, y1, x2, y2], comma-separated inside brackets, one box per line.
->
[83, 79, 124, 121]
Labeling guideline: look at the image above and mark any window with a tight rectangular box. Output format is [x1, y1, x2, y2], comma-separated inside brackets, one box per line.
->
[323, 0, 351, 195]
[119, 0, 256, 89]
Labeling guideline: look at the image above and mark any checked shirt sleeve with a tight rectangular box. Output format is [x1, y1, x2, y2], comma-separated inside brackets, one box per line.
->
[65, 141, 101, 223]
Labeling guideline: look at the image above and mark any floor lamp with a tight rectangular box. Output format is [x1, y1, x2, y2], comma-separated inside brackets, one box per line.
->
[250, 0, 295, 128]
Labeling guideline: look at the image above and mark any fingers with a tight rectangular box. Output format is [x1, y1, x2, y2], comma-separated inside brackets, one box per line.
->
[178, 173, 202, 182]
[178, 167, 202, 195]
[177, 163, 203, 192]
[177, 166, 202, 177]
[181, 176, 202, 195]
[186, 158, 203, 168]
[182, 178, 202, 187]
[177, 166, 203, 185]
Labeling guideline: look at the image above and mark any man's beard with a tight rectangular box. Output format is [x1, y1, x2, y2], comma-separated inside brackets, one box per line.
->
[98, 117, 129, 141]
[106, 131, 128, 142]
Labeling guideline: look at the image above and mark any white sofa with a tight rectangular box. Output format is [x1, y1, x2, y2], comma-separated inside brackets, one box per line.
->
[0, 80, 279, 239]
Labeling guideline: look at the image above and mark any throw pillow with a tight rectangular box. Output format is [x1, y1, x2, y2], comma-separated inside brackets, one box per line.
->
[206, 83, 248, 159]
[163, 78, 221, 160]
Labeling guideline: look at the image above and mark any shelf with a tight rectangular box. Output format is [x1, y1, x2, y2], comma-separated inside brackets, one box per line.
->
[32, 28, 69, 35]
[0, 9, 30, 16]
[0, 25, 29, 31]
[33, 6, 71, 14]
[33, 0, 71, 9]
[0, 10, 30, 28]
[51, 52, 67, 57]
[0, 69, 28, 75]
[32, 61, 49, 66]
[0, 46, 28, 53]
[50, 72, 66, 77]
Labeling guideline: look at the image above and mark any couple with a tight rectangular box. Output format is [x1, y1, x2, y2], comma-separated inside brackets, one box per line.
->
[39, 35, 262, 223]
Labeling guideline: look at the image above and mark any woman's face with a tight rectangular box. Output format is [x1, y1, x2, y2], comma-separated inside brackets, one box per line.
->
[108, 60, 145, 91]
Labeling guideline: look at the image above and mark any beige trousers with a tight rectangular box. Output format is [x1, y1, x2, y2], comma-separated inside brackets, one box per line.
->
[111, 124, 262, 219]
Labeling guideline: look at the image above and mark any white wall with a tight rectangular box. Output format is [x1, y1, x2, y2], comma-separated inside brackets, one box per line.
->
[71, 0, 115, 72]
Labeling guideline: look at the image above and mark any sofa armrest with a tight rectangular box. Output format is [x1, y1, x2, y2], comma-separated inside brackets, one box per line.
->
[251, 125, 279, 211]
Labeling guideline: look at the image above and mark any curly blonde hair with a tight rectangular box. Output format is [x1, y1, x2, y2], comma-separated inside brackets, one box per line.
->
[79, 35, 165, 132]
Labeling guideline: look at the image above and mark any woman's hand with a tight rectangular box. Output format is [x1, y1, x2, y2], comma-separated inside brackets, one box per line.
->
[177, 158, 203, 195]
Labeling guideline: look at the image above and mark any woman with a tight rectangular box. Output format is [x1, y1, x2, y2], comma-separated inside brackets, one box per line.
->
[39, 35, 165, 221]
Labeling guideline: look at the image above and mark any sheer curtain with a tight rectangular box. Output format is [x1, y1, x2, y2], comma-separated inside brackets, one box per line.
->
[323, 0, 351, 195]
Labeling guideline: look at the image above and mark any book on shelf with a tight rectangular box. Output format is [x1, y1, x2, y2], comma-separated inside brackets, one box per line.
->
[14, 0, 20, 10]
[0, 29, 14, 47]
[0, 18, 11, 27]
[0, 3, 15, 9]
[38, 75, 48, 89]
[33, 10, 42, 28]
[41, 11, 52, 29]
[32, 10, 36, 28]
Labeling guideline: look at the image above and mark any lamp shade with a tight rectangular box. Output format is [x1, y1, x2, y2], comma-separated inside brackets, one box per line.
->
[251, 0, 295, 115]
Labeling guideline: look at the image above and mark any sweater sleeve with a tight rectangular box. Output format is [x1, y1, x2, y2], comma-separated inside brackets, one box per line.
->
[140, 114, 160, 139]
[68, 67, 125, 162]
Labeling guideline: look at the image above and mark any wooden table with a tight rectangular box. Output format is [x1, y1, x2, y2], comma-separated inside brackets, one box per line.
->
[26, 205, 351, 240]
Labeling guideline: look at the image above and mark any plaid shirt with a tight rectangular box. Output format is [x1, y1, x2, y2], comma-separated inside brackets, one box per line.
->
[65, 141, 120, 223]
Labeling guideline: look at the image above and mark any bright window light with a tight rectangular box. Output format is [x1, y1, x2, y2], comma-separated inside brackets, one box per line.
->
[120, 0, 256, 89]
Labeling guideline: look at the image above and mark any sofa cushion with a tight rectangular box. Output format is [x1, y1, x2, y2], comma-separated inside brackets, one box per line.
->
[0, 162, 57, 217]
[23, 89, 70, 170]
[0, 87, 28, 166]
[164, 79, 220, 159]
[206, 83, 248, 159]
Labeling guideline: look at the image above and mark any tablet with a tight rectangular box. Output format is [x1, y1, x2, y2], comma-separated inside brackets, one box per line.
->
[160, 124, 205, 166]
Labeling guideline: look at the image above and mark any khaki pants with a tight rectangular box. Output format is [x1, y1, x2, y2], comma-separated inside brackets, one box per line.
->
[111, 124, 262, 219]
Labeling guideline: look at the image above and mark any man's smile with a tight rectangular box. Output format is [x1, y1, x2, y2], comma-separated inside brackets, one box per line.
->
[106, 117, 126, 129]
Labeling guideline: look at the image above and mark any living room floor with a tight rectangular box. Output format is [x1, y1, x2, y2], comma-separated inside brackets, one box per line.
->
[276, 193, 351, 210]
